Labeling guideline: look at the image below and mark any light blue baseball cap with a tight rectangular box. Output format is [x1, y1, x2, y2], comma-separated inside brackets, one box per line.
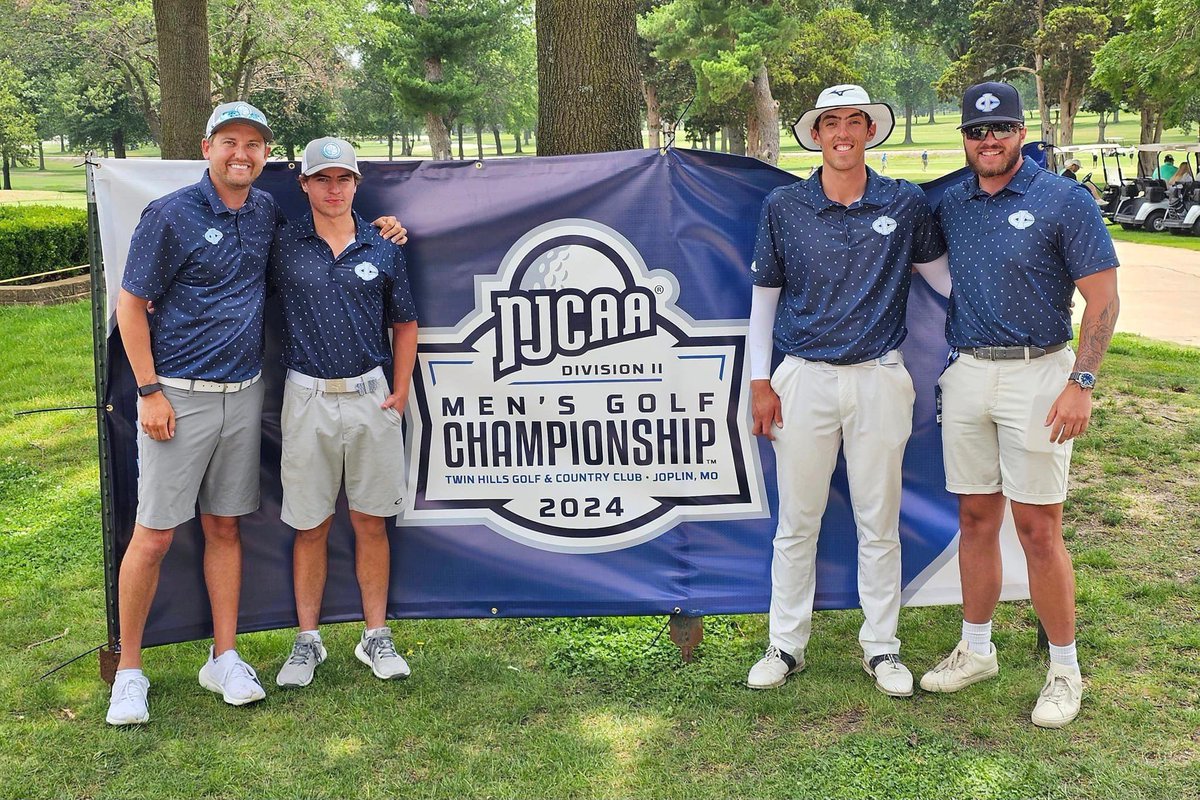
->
[205, 101, 273, 141]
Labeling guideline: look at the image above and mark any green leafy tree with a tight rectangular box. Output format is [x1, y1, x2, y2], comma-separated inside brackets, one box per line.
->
[935, 0, 1111, 146]
[56, 64, 153, 157]
[0, 61, 38, 189]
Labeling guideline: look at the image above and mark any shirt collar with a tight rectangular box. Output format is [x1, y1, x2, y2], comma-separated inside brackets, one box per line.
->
[295, 210, 372, 249]
[802, 166, 895, 211]
[968, 155, 1040, 199]
[199, 170, 263, 216]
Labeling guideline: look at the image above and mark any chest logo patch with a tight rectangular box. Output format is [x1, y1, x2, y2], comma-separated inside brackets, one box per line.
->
[872, 215, 897, 236]
[750, 260, 758, 273]
[976, 93, 1001, 113]
[1008, 210, 1036, 230]
[355, 261, 379, 281]
[204, 228, 223, 245]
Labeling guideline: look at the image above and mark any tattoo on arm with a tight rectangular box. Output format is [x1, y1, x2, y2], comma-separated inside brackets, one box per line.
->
[1075, 295, 1119, 374]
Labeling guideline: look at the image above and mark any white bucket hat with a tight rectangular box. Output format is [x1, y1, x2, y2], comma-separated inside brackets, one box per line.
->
[791, 85, 895, 152]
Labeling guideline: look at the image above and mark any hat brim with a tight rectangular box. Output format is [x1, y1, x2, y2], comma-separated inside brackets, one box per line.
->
[209, 118, 274, 143]
[792, 103, 895, 152]
[301, 161, 362, 177]
[956, 115, 1024, 130]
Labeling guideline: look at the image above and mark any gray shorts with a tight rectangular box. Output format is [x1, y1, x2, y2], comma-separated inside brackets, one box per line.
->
[279, 378, 407, 530]
[135, 380, 264, 529]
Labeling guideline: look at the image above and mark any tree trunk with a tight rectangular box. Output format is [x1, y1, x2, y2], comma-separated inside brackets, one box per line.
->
[457, 122, 465, 159]
[2, 156, 10, 191]
[413, 0, 452, 160]
[37, 140, 45, 171]
[475, 123, 484, 160]
[1096, 113, 1107, 145]
[153, 0, 211, 159]
[750, 65, 780, 165]
[1057, 71, 1079, 147]
[113, 128, 127, 158]
[1112, 108, 1119, 124]
[524, 129, 531, 144]
[643, 80, 661, 149]
[58, 135, 65, 153]
[902, 102, 914, 145]
[387, 131, 394, 160]
[927, 104, 935, 124]
[492, 125, 504, 156]
[286, 143, 296, 161]
[536, 0, 641, 155]
[727, 124, 746, 156]
[1138, 106, 1161, 176]
[513, 133, 523, 154]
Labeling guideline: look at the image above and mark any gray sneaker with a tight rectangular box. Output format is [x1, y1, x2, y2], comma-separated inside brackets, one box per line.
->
[276, 633, 327, 688]
[354, 627, 411, 680]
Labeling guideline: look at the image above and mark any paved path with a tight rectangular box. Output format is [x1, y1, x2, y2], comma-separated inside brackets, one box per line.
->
[1072, 240, 1200, 348]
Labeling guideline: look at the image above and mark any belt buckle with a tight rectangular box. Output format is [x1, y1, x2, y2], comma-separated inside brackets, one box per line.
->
[324, 378, 347, 393]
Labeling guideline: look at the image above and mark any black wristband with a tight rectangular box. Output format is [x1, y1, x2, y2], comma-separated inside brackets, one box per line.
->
[137, 382, 163, 397]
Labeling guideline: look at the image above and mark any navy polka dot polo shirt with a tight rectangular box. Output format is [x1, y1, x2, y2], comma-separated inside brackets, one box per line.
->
[271, 211, 417, 380]
[750, 167, 946, 364]
[937, 156, 1119, 349]
[121, 171, 281, 382]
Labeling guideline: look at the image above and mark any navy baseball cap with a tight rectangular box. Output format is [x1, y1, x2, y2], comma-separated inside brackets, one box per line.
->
[959, 82, 1024, 129]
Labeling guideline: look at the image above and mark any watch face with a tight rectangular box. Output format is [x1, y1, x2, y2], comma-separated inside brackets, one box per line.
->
[1074, 372, 1096, 389]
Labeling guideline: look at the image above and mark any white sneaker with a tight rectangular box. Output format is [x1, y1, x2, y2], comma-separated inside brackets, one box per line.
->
[198, 648, 267, 706]
[863, 654, 913, 697]
[354, 627, 410, 680]
[1031, 663, 1083, 728]
[746, 645, 804, 689]
[276, 633, 327, 688]
[106, 672, 150, 726]
[920, 640, 999, 693]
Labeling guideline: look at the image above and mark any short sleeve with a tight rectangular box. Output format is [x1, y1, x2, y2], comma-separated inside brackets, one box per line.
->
[910, 189, 947, 263]
[1059, 183, 1119, 280]
[121, 205, 188, 302]
[387, 246, 418, 324]
[750, 191, 784, 288]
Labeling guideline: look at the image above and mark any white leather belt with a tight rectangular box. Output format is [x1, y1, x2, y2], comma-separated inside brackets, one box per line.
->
[286, 365, 385, 394]
[158, 373, 262, 393]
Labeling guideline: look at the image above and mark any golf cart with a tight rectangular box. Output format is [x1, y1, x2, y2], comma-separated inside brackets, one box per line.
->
[1051, 143, 1131, 220]
[1111, 143, 1196, 232]
[1163, 144, 1200, 235]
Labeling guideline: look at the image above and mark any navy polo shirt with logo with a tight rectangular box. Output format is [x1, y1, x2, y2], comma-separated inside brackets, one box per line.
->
[937, 156, 1119, 349]
[750, 167, 946, 364]
[271, 211, 417, 379]
[121, 171, 281, 382]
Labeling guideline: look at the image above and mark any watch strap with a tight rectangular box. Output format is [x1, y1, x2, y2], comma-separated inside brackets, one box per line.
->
[137, 382, 163, 397]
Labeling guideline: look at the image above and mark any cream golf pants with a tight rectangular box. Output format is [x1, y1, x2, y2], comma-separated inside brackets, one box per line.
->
[767, 350, 915, 659]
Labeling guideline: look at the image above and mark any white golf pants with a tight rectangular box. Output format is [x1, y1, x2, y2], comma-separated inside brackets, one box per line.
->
[767, 350, 915, 659]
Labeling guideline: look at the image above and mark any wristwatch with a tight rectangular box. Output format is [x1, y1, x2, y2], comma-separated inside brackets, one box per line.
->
[137, 382, 163, 397]
[1068, 371, 1096, 390]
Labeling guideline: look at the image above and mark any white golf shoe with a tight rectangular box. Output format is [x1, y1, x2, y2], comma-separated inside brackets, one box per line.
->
[920, 640, 999, 693]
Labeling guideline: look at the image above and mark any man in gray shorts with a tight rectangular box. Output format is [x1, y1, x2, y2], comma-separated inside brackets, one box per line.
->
[108, 102, 279, 725]
[271, 137, 418, 688]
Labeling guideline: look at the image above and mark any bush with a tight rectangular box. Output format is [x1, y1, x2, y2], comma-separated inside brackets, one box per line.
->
[0, 206, 88, 282]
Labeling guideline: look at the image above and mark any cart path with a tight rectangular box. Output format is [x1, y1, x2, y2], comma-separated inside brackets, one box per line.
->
[1072, 240, 1200, 347]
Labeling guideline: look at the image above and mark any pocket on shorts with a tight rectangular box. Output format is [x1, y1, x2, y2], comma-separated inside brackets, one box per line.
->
[1023, 392, 1067, 453]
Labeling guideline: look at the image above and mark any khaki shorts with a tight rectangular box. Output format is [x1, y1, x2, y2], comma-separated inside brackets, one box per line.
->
[939, 347, 1075, 505]
[279, 378, 407, 530]
[135, 380, 264, 529]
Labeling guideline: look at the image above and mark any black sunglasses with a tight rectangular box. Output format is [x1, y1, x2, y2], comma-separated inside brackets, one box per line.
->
[963, 122, 1023, 141]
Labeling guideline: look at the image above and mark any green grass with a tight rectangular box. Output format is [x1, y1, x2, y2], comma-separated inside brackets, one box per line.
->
[1107, 224, 1200, 250]
[1, 302, 1199, 798]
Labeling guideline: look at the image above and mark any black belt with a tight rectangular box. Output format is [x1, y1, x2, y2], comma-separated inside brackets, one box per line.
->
[957, 342, 1069, 361]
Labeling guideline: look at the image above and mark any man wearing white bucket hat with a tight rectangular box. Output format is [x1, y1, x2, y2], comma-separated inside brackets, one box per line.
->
[745, 85, 950, 696]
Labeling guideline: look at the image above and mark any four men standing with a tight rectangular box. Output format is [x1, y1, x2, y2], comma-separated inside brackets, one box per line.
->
[109, 80, 1119, 730]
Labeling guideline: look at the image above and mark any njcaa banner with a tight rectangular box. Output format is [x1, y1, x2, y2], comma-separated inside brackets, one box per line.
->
[92, 147, 1039, 647]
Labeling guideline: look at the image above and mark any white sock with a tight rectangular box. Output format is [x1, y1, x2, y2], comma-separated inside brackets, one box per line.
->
[114, 668, 144, 683]
[301, 629, 322, 642]
[1048, 640, 1079, 669]
[962, 620, 993, 654]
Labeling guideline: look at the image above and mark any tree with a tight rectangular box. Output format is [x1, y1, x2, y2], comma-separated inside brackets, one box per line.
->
[153, 0, 211, 158]
[935, 0, 1111, 146]
[56, 64, 153, 157]
[538, 0, 642, 155]
[1094, 0, 1200, 173]
[641, 0, 798, 164]
[0, 61, 37, 189]
[853, 0, 975, 62]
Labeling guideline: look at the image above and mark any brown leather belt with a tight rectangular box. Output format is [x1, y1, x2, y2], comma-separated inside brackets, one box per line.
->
[957, 342, 1069, 361]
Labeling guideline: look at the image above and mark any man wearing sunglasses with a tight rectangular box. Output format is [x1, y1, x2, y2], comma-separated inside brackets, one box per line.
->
[920, 82, 1120, 728]
[745, 85, 949, 697]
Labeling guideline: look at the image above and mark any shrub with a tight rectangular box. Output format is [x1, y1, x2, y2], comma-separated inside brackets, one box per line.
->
[0, 205, 88, 282]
